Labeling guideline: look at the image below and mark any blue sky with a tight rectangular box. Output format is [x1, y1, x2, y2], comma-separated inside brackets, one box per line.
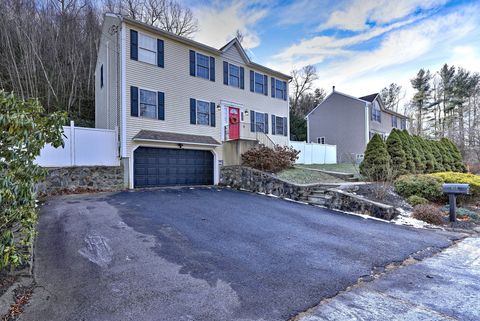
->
[187, 0, 480, 107]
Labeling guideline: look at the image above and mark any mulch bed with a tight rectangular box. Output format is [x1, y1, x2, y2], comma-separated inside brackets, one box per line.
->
[340, 183, 412, 211]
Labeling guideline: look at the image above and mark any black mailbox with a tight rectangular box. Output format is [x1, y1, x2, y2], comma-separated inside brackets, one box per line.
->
[442, 183, 470, 222]
[442, 184, 470, 195]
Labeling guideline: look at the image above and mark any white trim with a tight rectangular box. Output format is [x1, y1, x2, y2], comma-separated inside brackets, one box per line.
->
[305, 91, 370, 119]
[306, 118, 309, 143]
[132, 138, 221, 146]
[137, 86, 159, 120]
[106, 41, 110, 127]
[365, 102, 369, 145]
[220, 38, 251, 64]
[195, 99, 212, 126]
[316, 136, 326, 144]
[121, 22, 127, 158]
[129, 143, 220, 189]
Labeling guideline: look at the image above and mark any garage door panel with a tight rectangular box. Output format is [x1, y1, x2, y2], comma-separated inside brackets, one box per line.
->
[134, 147, 214, 188]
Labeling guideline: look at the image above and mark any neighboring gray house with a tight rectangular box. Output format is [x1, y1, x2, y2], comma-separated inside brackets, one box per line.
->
[306, 89, 408, 163]
[95, 14, 291, 188]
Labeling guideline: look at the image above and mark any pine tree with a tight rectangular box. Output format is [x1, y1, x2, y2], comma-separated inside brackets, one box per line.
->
[360, 134, 391, 181]
[417, 137, 436, 173]
[436, 140, 452, 171]
[442, 138, 465, 172]
[412, 136, 427, 173]
[386, 129, 407, 178]
[410, 69, 432, 135]
[398, 129, 416, 173]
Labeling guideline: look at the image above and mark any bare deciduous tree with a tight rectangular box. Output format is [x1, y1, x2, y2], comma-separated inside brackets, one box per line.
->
[290, 65, 318, 115]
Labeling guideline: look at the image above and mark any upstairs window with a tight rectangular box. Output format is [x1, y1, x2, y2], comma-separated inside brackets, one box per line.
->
[139, 89, 157, 119]
[391, 115, 397, 128]
[196, 53, 210, 79]
[275, 79, 286, 99]
[372, 102, 381, 122]
[196, 100, 210, 125]
[401, 118, 406, 129]
[254, 72, 265, 94]
[229, 64, 240, 88]
[138, 33, 157, 65]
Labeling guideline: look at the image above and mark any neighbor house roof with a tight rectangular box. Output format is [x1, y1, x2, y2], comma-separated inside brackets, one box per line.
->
[133, 130, 221, 146]
[359, 93, 408, 119]
[112, 14, 291, 80]
[358, 93, 378, 102]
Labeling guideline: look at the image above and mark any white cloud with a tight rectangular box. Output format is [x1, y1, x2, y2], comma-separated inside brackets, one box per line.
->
[318, 0, 448, 31]
[450, 46, 480, 72]
[193, 1, 268, 49]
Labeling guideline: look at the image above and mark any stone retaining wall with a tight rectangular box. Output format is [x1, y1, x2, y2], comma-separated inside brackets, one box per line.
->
[220, 165, 331, 200]
[36, 166, 125, 194]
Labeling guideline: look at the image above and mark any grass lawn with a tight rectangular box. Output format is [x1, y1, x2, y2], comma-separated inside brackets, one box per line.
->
[297, 163, 360, 176]
[276, 167, 345, 184]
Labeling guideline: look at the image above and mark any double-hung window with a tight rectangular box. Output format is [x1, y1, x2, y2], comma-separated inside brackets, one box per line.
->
[139, 89, 157, 119]
[196, 53, 210, 79]
[255, 112, 266, 132]
[138, 33, 157, 65]
[229, 64, 240, 88]
[372, 102, 381, 122]
[401, 118, 406, 129]
[317, 137, 326, 144]
[254, 72, 265, 94]
[275, 116, 284, 135]
[391, 115, 397, 128]
[196, 100, 210, 125]
[275, 79, 285, 99]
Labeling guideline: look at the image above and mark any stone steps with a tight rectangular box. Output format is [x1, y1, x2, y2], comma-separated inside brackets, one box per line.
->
[305, 189, 332, 206]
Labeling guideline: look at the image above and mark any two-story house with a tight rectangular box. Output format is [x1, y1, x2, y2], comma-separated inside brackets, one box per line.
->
[305, 89, 408, 163]
[95, 14, 291, 188]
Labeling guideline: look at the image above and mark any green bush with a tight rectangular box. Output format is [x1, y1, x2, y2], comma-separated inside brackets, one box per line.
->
[386, 129, 407, 178]
[360, 134, 391, 181]
[0, 91, 66, 270]
[407, 195, 429, 206]
[398, 130, 416, 173]
[394, 174, 444, 201]
[412, 205, 445, 225]
[429, 172, 480, 198]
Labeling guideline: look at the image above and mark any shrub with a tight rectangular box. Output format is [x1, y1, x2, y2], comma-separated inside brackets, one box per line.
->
[241, 145, 299, 173]
[429, 140, 445, 172]
[394, 174, 444, 201]
[386, 129, 407, 178]
[0, 91, 66, 271]
[412, 205, 445, 225]
[441, 138, 465, 172]
[360, 134, 391, 181]
[407, 195, 429, 206]
[429, 172, 480, 198]
[440, 206, 480, 221]
[398, 130, 416, 173]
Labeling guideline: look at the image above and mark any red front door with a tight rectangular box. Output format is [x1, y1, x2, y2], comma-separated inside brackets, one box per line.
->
[228, 107, 240, 140]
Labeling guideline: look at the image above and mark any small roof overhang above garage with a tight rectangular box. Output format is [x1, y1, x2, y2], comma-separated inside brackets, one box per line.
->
[133, 130, 221, 147]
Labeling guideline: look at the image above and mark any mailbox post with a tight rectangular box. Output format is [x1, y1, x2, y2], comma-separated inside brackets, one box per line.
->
[442, 184, 470, 222]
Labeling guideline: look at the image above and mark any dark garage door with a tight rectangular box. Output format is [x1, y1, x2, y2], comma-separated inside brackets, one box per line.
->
[134, 147, 214, 187]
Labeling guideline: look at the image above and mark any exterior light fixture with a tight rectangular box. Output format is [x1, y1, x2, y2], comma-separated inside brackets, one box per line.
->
[244, 110, 249, 116]
[216, 104, 221, 111]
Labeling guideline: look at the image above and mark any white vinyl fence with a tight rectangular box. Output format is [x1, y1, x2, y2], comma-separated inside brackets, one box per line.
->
[35, 121, 119, 167]
[290, 141, 337, 165]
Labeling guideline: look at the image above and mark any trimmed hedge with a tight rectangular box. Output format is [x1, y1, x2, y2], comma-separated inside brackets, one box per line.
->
[407, 195, 429, 206]
[394, 174, 444, 201]
[429, 172, 480, 198]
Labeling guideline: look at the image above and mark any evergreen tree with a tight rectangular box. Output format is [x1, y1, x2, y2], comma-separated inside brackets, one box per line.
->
[398, 129, 416, 173]
[428, 140, 445, 172]
[410, 69, 432, 135]
[417, 137, 436, 173]
[360, 134, 391, 181]
[386, 129, 407, 178]
[442, 138, 465, 172]
[436, 140, 452, 171]
[412, 136, 427, 173]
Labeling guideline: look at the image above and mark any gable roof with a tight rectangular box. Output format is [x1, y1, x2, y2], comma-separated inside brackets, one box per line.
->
[358, 93, 378, 102]
[305, 91, 367, 119]
[114, 14, 291, 80]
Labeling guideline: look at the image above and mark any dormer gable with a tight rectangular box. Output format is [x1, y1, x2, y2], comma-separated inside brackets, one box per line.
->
[219, 38, 250, 65]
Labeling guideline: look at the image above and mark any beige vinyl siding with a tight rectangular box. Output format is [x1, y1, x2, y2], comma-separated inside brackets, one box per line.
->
[95, 15, 119, 130]
[124, 22, 289, 157]
[222, 43, 244, 65]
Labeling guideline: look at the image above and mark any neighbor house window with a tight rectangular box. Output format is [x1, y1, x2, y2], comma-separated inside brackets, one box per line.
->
[254, 72, 265, 94]
[138, 33, 157, 65]
[317, 137, 326, 144]
[401, 118, 406, 129]
[196, 100, 210, 125]
[229, 64, 240, 88]
[139, 89, 157, 119]
[391, 115, 397, 128]
[196, 53, 210, 79]
[372, 101, 381, 122]
[255, 112, 266, 132]
[275, 79, 286, 99]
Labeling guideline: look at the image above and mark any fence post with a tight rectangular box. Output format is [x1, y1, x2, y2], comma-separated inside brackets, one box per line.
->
[70, 120, 75, 166]
[114, 125, 119, 158]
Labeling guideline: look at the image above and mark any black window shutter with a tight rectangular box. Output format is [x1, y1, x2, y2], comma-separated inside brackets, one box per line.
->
[263, 75, 268, 96]
[271, 114, 276, 135]
[130, 30, 138, 60]
[265, 113, 269, 134]
[210, 102, 216, 127]
[210, 56, 215, 82]
[157, 92, 165, 120]
[250, 70, 254, 92]
[250, 110, 255, 132]
[157, 39, 164, 67]
[130, 86, 138, 117]
[283, 81, 287, 100]
[283, 117, 288, 136]
[240, 67, 245, 89]
[189, 50, 196, 76]
[100, 65, 104, 88]
[271, 77, 275, 98]
[223, 61, 228, 85]
[190, 98, 196, 124]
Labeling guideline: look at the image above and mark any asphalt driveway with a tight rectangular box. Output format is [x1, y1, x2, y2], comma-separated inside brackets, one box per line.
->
[20, 188, 459, 321]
